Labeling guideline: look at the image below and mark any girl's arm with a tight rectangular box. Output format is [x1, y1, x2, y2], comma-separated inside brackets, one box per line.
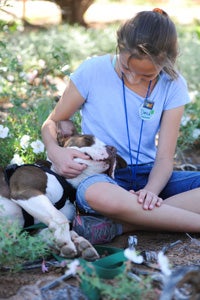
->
[41, 80, 89, 177]
[136, 105, 184, 209]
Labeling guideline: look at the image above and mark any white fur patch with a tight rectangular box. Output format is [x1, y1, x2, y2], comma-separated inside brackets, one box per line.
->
[67, 137, 111, 188]
[12, 194, 68, 226]
[45, 173, 63, 205]
[71, 137, 109, 161]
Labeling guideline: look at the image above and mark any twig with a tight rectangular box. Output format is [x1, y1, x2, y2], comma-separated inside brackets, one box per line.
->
[41, 272, 75, 291]
[186, 233, 200, 246]
[161, 240, 182, 254]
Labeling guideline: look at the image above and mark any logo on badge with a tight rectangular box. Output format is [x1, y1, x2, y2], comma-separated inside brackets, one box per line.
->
[139, 100, 155, 120]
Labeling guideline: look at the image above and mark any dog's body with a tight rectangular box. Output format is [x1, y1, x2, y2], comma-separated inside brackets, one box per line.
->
[0, 121, 126, 261]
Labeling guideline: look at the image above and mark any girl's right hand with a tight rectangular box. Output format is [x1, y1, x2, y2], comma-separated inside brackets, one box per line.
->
[48, 146, 90, 178]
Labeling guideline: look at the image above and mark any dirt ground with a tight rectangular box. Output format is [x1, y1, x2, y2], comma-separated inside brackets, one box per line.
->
[1, 230, 200, 299]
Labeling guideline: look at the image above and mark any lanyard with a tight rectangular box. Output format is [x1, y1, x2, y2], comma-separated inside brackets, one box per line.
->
[122, 74, 152, 182]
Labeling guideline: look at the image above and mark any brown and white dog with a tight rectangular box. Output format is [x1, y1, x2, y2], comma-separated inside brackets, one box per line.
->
[0, 121, 126, 261]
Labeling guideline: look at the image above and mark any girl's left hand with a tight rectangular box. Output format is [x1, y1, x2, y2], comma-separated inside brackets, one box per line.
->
[129, 189, 163, 210]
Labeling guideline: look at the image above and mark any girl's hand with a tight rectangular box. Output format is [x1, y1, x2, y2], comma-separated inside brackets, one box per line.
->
[129, 189, 163, 210]
[49, 146, 89, 178]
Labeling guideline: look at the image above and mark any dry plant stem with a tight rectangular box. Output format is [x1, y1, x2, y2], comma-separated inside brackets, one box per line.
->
[41, 273, 74, 291]
[85, 183, 200, 232]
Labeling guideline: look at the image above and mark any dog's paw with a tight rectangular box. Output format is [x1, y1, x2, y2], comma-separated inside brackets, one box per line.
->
[38, 227, 78, 258]
[59, 244, 77, 258]
[48, 221, 78, 258]
[70, 230, 99, 261]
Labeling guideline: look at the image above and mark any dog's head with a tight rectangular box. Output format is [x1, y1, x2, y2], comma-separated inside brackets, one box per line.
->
[57, 120, 78, 147]
[56, 121, 127, 187]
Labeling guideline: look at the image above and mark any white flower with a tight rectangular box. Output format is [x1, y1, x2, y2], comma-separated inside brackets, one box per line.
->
[65, 259, 79, 276]
[61, 64, 69, 73]
[20, 135, 30, 149]
[10, 154, 24, 165]
[189, 90, 198, 102]
[7, 75, 14, 82]
[124, 248, 143, 264]
[157, 251, 171, 276]
[38, 59, 46, 68]
[0, 125, 9, 138]
[181, 115, 190, 126]
[192, 128, 200, 139]
[0, 67, 7, 72]
[31, 140, 45, 154]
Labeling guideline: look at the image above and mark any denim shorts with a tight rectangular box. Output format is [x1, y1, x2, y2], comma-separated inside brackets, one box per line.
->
[76, 174, 117, 214]
[76, 164, 200, 213]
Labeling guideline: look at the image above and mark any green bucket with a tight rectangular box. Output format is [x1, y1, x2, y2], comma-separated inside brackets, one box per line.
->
[80, 245, 127, 300]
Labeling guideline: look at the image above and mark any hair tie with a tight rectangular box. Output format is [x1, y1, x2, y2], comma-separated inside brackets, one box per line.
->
[153, 8, 168, 16]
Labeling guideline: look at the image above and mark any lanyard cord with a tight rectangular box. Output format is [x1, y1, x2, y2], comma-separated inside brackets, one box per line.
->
[122, 74, 134, 167]
[122, 73, 152, 182]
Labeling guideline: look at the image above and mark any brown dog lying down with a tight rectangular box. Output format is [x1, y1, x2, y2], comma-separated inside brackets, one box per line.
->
[0, 121, 126, 261]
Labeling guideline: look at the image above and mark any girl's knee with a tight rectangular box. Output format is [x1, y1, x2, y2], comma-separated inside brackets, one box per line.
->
[76, 174, 117, 213]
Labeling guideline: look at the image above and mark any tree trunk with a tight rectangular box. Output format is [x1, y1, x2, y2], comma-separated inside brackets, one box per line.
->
[54, 0, 94, 25]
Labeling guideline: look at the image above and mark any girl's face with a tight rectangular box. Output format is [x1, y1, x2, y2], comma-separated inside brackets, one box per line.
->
[118, 53, 162, 85]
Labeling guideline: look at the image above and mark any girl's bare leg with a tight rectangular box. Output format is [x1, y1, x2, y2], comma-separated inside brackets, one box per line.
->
[85, 183, 200, 232]
[164, 188, 200, 212]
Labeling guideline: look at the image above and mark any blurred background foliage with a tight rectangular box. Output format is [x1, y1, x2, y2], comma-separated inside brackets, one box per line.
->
[0, 0, 200, 166]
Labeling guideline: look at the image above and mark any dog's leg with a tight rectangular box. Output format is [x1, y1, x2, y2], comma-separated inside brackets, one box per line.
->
[12, 194, 78, 258]
[70, 230, 99, 261]
[0, 196, 24, 227]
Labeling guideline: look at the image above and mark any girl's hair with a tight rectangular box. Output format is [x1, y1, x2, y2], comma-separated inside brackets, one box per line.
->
[117, 9, 178, 79]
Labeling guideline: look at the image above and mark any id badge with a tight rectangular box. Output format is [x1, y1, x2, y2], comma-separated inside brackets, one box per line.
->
[139, 99, 155, 121]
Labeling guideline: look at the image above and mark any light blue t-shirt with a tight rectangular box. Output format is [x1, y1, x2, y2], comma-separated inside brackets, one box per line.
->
[70, 54, 190, 165]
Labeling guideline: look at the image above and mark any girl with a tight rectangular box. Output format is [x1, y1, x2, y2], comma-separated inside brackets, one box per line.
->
[42, 9, 200, 243]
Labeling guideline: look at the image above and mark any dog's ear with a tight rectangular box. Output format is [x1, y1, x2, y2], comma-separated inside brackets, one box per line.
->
[115, 154, 127, 170]
[57, 120, 78, 147]
[104, 156, 116, 178]
[105, 154, 127, 178]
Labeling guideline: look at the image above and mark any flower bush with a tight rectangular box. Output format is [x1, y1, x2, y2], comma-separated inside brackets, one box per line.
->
[0, 104, 48, 166]
[0, 123, 45, 166]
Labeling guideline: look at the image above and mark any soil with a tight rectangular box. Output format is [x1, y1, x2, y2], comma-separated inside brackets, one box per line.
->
[1, 230, 200, 299]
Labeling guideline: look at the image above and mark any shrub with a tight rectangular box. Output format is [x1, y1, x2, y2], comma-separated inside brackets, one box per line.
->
[0, 215, 50, 272]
